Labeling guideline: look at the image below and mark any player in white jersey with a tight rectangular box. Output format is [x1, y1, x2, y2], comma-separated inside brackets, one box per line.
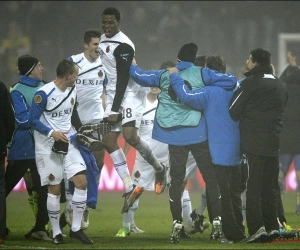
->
[62, 29, 106, 230]
[29, 60, 93, 245]
[98, 7, 167, 214]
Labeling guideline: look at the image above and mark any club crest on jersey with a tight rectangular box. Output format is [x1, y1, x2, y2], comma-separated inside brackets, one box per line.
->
[98, 70, 103, 78]
[134, 170, 141, 178]
[106, 45, 110, 53]
[71, 97, 75, 105]
[48, 173, 55, 181]
[34, 95, 42, 103]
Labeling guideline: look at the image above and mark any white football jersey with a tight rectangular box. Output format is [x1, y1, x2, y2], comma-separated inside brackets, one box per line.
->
[33, 81, 77, 153]
[98, 31, 140, 95]
[70, 53, 105, 124]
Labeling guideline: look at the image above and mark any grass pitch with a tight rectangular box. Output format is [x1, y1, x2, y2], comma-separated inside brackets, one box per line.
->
[3, 190, 300, 249]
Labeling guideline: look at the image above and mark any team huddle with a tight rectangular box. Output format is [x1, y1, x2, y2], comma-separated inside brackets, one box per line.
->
[1, 6, 300, 246]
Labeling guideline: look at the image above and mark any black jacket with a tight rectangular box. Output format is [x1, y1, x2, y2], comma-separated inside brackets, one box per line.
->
[0, 81, 15, 160]
[279, 68, 300, 154]
[229, 66, 288, 157]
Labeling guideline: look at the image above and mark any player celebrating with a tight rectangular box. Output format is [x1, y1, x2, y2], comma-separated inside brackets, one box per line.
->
[98, 7, 166, 213]
[63, 28, 106, 230]
[29, 60, 93, 244]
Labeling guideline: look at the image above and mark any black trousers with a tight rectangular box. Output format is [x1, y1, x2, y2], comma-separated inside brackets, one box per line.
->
[214, 164, 245, 241]
[5, 159, 48, 231]
[245, 152, 279, 235]
[0, 159, 6, 239]
[168, 141, 221, 223]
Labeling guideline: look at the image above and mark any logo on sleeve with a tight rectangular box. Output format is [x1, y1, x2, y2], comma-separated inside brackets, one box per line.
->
[134, 170, 141, 178]
[120, 53, 129, 62]
[34, 95, 42, 103]
[106, 45, 110, 53]
[48, 173, 55, 182]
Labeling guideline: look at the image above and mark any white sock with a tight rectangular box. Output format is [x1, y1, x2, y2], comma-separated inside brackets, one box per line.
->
[110, 149, 133, 192]
[71, 188, 87, 232]
[196, 188, 207, 215]
[277, 217, 283, 228]
[182, 189, 192, 226]
[47, 193, 61, 238]
[123, 198, 139, 227]
[241, 190, 246, 224]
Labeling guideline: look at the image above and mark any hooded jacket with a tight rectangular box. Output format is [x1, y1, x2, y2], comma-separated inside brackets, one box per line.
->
[130, 61, 237, 146]
[169, 73, 240, 166]
[7, 76, 44, 160]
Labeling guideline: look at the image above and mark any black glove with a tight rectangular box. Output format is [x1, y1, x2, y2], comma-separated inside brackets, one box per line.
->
[52, 141, 69, 155]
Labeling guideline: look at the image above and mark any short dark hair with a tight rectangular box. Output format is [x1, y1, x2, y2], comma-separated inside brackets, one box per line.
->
[102, 7, 121, 22]
[195, 55, 207, 67]
[56, 60, 77, 78]
[83, 29, 101, 44]
[250, 48, 271, 67]
[160, 60, 175, 70]
[205, 55, 226, 73]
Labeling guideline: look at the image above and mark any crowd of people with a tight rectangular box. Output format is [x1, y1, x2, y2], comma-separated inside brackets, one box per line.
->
[1, 5, 300, 246]
[1, 1, 300, 87]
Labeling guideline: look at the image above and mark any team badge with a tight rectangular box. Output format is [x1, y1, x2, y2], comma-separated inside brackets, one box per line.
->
[48, 174, 55, 181]
[71, 97, 75, 105]
[34, 95, 42, 103]
[98, 70, 103, 78]
[134, 171, 141, 178]
[106, 45, 110, 53]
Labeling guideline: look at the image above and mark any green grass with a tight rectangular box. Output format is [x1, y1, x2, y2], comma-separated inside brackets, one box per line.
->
[3, 190, 300, 249]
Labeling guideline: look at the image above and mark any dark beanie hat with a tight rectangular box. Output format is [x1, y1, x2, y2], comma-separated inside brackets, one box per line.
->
[17, 55, 39, 76]
[177, 43, 198, 63]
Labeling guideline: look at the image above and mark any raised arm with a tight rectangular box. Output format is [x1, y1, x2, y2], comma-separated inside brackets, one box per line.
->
[129, 64, 163, 88]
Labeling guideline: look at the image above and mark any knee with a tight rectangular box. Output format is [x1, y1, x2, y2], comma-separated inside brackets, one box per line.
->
[73, 174, 87, 190]
[123, 133, 139, 147]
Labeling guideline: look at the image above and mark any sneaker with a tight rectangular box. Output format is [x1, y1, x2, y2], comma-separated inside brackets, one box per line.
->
[180, 226, 191, 239]
[210, 217, 222, 240]
[170, 220, 182, 243]
[31, 231, 52, 241]
[267, 230, 279, 241]
[185, 220, 196, 234]
[155, 163, 167, 195]
[279, 226, 297, 238]
[65, 209, 73, 226]
[81, 209, 90, 230]
[53, 233, 65, 244]
[116, 226, 131, 237]
[76, 133, 104, 151]
[121, 185, 143, 214]
[130, 223, 145, 234]
[69, 228, 93, 244]
[244, 226, 268, 243]
[190, 210, 209, 233]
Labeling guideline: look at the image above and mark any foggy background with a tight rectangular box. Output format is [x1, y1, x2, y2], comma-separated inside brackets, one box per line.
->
[1, 1, 300, 88]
